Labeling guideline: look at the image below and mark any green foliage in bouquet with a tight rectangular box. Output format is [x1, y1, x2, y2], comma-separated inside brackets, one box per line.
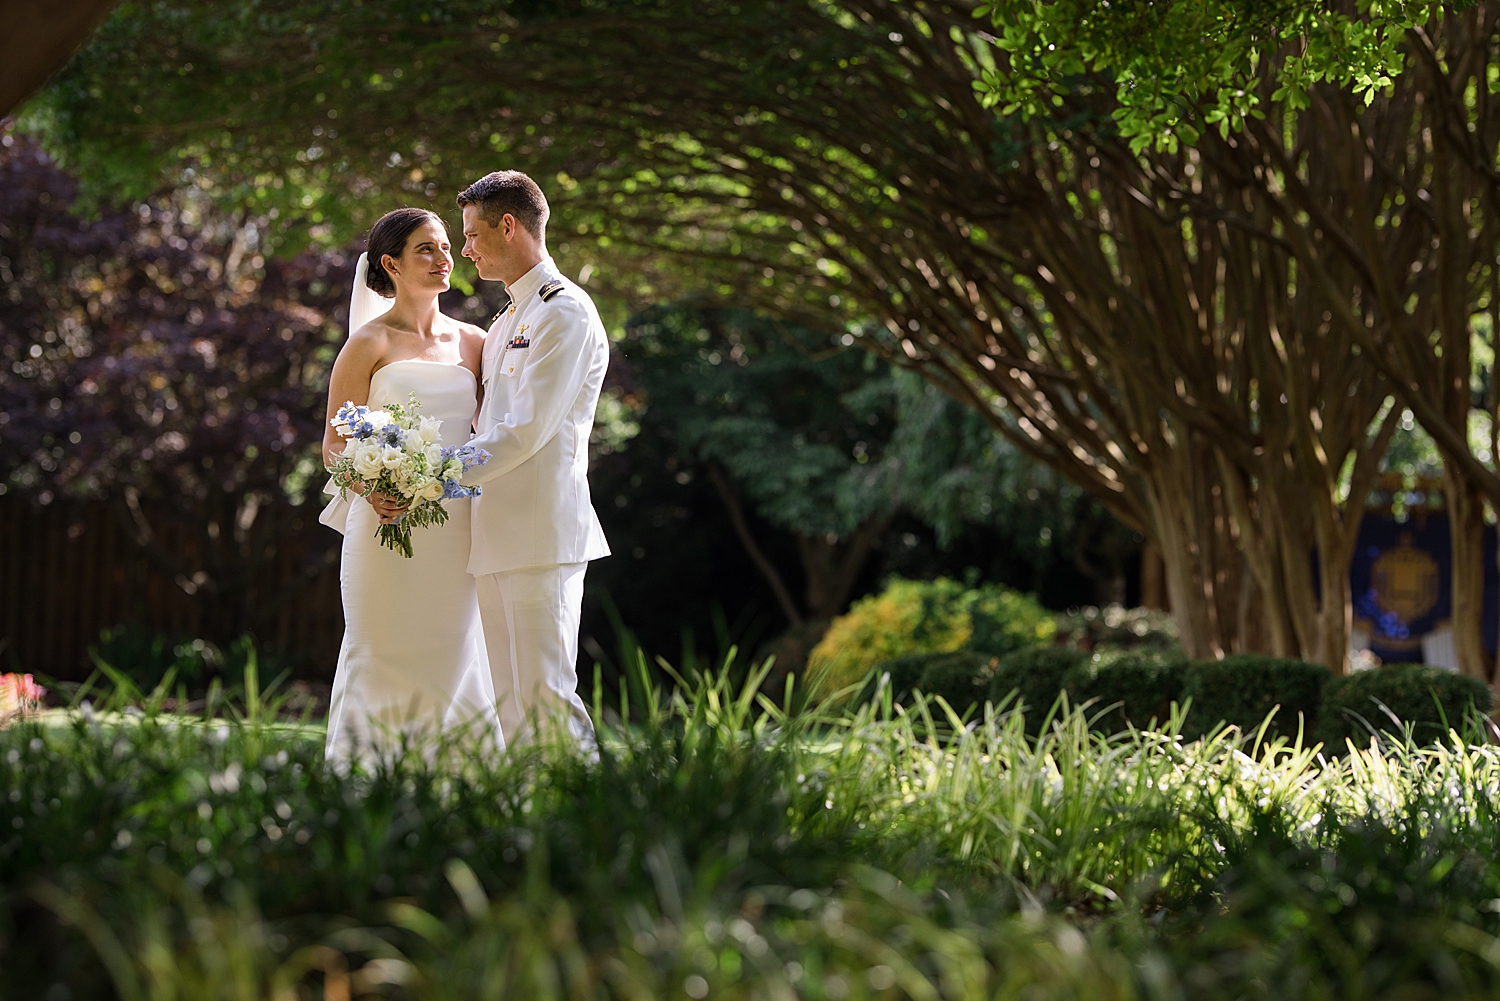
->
[808, 576, 1054, 693]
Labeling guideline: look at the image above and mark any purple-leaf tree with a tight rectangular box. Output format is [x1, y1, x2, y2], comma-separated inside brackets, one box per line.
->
[0, 130, 346, 642]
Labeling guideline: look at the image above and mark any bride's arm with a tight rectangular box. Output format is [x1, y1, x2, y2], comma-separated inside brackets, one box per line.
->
[323, 327, 415, 526]
[322, 330, 385, 471]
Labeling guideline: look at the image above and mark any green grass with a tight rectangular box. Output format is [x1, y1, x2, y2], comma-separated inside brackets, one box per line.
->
[5, 662, 1500, 999]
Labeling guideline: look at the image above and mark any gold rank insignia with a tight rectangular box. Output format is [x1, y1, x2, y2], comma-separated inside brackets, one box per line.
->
[489, 292, 514, 327]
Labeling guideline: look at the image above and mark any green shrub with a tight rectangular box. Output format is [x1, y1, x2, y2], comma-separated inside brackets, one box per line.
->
[810, 576, 1053, 692]
[1069, 654, 1187, 733]
[861, 650, 997, 715]
[1180, 654, 1331, 741]
[89, 624, 280, 695]
[967, 586, 1059, 658]
[1056, 604, 1181, 654]
[1317, 663, 1493, 752]
[988, 646, 1088, 727]
[917, 650, 998, 713]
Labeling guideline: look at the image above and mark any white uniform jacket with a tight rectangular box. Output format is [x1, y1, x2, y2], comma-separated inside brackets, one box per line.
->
[464, 257, 611, 576]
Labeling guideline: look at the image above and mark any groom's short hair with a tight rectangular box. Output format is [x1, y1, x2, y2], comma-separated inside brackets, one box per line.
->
[457, 170, 549, 238]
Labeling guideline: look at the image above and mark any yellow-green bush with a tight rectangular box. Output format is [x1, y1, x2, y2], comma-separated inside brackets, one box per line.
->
[809, 576, 1055, 692]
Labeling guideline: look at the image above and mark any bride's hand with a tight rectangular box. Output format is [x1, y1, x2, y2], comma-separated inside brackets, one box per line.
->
[368, 490, 410, 524]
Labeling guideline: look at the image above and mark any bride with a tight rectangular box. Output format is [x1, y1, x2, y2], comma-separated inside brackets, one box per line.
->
[320, 207, 502, 766]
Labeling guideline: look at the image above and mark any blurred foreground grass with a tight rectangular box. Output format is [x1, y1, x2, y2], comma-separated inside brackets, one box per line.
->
[5, 658, 1500, 1000]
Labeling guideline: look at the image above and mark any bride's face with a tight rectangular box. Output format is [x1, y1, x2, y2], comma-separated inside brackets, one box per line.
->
[385, 220, 453, 294]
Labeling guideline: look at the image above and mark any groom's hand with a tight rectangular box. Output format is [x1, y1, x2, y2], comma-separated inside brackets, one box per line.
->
[368, 491, 409, 524]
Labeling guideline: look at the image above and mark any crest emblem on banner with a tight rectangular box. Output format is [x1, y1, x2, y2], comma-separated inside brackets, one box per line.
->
[1371, 533, 1440, 622]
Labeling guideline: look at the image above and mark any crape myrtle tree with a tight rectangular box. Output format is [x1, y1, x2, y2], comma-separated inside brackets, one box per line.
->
[978, 0, 1500, 681]
[0, 130, 345, 642]
[30, 0, 1475, 669]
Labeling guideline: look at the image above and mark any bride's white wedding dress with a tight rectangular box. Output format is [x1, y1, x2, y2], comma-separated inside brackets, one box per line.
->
[321, 257, 502, 768]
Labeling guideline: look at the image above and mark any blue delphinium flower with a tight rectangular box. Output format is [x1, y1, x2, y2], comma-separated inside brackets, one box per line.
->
[441, 480, 481, 500]
[455, 444, 491, 470]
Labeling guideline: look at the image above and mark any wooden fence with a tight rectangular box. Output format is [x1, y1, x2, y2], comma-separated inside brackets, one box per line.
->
[0, 496, 344, 681]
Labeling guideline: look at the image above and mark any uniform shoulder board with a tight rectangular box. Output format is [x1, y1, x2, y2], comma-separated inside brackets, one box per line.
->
[538, 279, 566, 302]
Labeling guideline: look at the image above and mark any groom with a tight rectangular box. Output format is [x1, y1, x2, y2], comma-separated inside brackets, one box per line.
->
[457, 170, 611, 748]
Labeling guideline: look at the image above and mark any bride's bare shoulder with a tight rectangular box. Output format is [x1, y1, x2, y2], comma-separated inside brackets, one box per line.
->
[349, 315, 396, 344]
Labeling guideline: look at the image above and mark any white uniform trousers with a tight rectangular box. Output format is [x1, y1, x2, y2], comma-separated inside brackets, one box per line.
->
[475, 562, 595, 748]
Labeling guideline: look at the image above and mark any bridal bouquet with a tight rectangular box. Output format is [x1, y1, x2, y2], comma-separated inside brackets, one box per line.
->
[327, 395, 490, 558]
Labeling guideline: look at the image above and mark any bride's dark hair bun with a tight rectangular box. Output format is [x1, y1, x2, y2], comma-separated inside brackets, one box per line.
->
[365, 208, 441, 298]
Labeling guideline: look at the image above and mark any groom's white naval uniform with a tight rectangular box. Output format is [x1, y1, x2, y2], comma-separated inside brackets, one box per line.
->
[463, 256, 610, 745]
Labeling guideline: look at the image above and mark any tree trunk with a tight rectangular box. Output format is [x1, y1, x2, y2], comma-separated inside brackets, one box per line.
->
[0, 0, 117, 115]
[705, 463, 803, 627]
[796, 510, 895, 622]
[1139, 443, 1231, 660]
[1444, 465, 1492, 682]
[1140, 539, 1168, 611]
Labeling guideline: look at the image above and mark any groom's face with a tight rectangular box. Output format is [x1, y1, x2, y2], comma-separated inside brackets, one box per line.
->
[461, 205, 509, 282]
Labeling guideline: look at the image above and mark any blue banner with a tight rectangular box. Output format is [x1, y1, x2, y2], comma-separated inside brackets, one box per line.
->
[1347, 514, 1498, 662]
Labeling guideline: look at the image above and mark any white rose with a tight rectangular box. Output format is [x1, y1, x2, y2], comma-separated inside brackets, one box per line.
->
[442, 458, 463, 480]
[423, 443, 443, 468]
[380, 445, 404, 470]
[416, 479, 445, 502]
[366, 410, 393, 430]
[352, 443, 383, 478]
[418, 416, 442, 444]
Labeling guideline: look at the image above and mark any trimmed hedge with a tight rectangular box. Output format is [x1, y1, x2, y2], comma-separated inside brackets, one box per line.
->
[860, 646, 1491, 751]
[1317, 663, 1492, 752]
[862, 650, 995, 714]
[1179, 655, 1331, 741]
[988, 647, 1089, 729]
[1069, 654, 1187, 733]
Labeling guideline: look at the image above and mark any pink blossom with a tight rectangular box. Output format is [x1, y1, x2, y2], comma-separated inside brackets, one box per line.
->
[0, 673, 46, 718]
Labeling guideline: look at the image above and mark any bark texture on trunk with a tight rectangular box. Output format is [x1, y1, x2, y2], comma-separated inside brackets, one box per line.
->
[0, 1, 117, 116]
[1444, 467, 1492, 682]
